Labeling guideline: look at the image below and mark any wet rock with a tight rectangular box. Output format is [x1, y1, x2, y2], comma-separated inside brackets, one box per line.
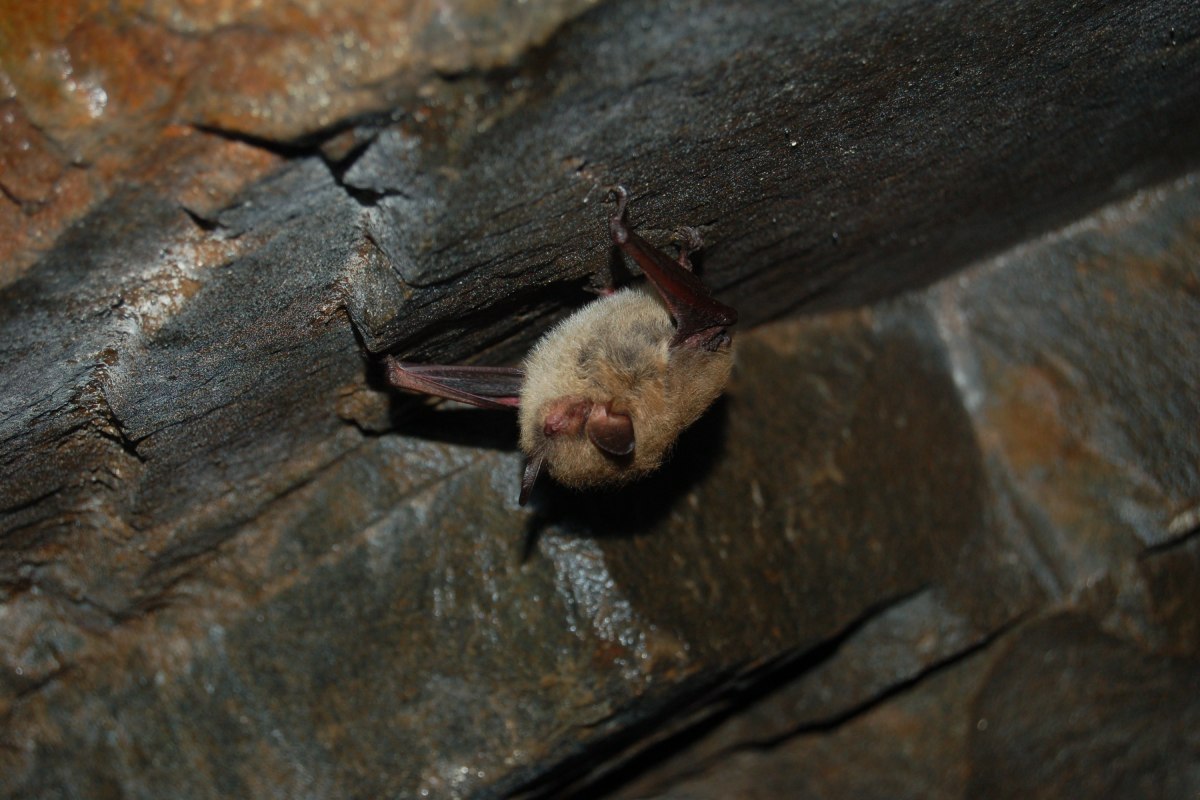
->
[606, 175, 1200, 800]
[2, 293, 1026, 797]
[343, 0, 1200, 351]
[1, 0, 1198, 798]
[968, 613, 1200, 799]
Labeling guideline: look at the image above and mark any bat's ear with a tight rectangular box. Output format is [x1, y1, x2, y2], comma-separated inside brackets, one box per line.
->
[519, 453, 545, 506]
[585, 405, 635, 456]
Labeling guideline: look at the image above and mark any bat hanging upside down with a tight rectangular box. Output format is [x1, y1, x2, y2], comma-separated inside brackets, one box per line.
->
[384, 185, 738, 505]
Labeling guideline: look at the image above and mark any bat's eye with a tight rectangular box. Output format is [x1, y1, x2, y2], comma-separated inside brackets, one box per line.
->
[586, 405, 634, 456]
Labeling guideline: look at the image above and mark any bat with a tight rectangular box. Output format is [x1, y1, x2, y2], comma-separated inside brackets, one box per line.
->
[384, 185, 738, 505]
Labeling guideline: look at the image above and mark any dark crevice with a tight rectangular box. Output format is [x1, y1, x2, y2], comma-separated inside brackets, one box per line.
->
[507, 586, 937, 799]
[119, 556, 219, 621]
[0, 484, 70, 519]
[142, 440, 356, 581]
[375, 278, 586, 357]
[95, 425, 147, 464]
[181, 205, 225, 232]
[145, 522, 250, 585]
[504, 669, 744, 800]
[611, 615, 1027, 796]
[188, 122, 326, 159]
[339, 183, 413, 209]
[754, 611, 1027, 744]
[13, 663, 70, 702]
[563, 606, 1026, 799]
[87, 384, 149, 464]
[337, 413, 390, 439]
[0, 180, 27, 208]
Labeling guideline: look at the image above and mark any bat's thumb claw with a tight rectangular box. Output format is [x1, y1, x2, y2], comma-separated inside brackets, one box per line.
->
[607, 185, 630, 234]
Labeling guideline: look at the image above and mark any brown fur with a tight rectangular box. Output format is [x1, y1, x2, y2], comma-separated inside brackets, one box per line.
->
[383, 186, 736, 503]
[518, 285, 733, 488]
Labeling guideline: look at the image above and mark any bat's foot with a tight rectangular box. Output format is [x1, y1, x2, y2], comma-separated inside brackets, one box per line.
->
[607, 184, 631, 245]
[671, 226, 703, 271]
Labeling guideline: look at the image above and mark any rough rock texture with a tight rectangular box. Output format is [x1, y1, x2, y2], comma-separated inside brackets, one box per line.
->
[1, 0, 1199, 798]
[609, 173, 1200, 800]
[0, 0, 600, 278]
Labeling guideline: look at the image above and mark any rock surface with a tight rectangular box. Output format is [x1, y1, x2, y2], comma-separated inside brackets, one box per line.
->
[608, 173, 1200, 799]
[1, 0, 1198, 798]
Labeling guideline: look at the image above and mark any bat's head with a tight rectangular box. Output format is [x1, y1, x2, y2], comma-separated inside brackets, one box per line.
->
[526, 395, 637, 487]
[517, 334, 733, 504]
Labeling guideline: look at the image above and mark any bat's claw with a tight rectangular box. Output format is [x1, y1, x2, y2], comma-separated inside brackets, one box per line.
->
[608, 184, 631, 244]
[671, 226, 703, 272]
[672, 225, 703, 252]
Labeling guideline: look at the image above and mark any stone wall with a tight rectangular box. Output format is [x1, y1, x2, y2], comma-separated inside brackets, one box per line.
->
[1, 1, 1198, 797]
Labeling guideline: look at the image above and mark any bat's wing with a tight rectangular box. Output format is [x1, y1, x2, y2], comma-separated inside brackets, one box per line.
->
[384, 357, 523, 410]
[608, 186, 738, 350]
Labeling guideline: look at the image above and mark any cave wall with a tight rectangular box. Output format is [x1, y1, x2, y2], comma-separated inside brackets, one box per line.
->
[1, 1, 1198, 797]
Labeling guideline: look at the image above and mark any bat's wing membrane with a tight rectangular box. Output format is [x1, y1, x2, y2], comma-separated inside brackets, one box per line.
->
[385, 357, 523, 410]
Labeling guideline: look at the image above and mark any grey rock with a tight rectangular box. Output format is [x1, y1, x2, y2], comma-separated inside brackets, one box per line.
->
[1, 0, 1199, 798]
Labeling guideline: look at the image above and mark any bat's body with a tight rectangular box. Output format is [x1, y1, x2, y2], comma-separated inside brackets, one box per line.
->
[385, 186, 737, 504]
[518, 283, 732, 490]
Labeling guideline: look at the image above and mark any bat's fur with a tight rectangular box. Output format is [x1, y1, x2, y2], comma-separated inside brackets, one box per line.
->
[384, 186, 736, 503]
[518, 285, 734, 488]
